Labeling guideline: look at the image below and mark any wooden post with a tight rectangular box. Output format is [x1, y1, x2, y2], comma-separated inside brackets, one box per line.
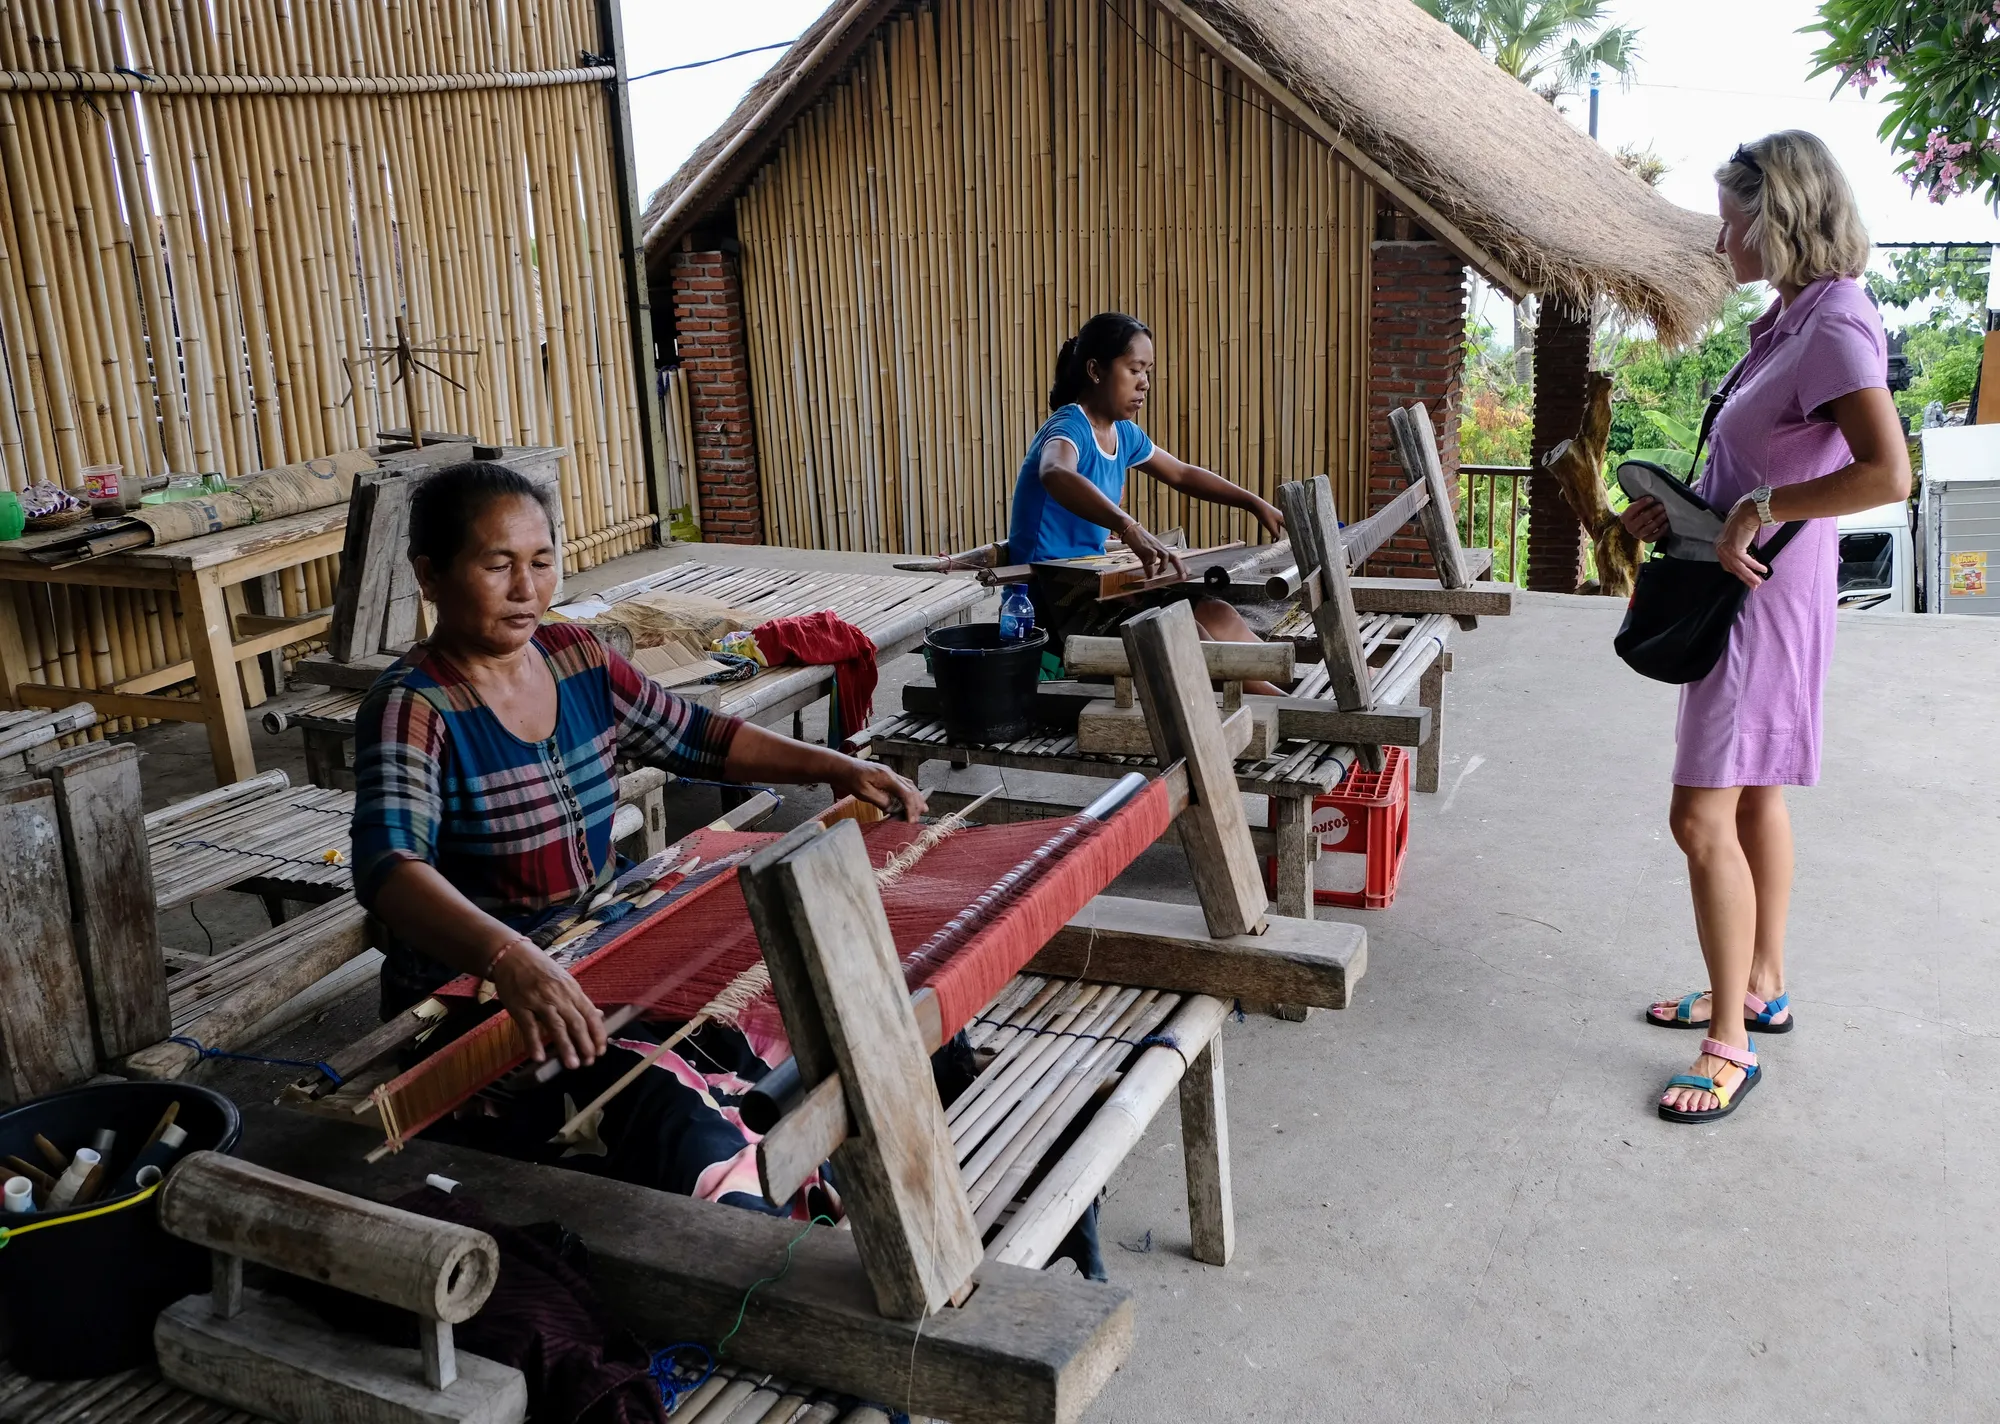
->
[1393, 404, 1472, 590]
[1177, 1035, 1233, 1267]
[1417, 654, 1447, 795]
[0, 589, 32, 711]
[592, 0, 674, 545]
[1119, 604, 1267, 939]
[176, 568, 256, 785]
[1270, 793, 1313, 921]
[0, 779, 93, 1101]
[739, 820, 983, 1319]
[1278, 477, 1370, 712]
[41, 742, 167, 1061]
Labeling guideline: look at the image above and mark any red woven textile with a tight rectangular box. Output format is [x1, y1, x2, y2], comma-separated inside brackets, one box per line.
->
[374, 780, 1173, 1145]
[752, 611, 877, 746]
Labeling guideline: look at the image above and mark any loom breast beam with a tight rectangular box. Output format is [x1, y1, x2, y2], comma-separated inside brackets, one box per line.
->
[156, 1152, 526, 1424]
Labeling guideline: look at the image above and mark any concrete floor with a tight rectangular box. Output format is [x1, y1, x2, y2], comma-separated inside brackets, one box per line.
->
[1081, 595, 2000, 1423]
[130, 569, 2000, 1422]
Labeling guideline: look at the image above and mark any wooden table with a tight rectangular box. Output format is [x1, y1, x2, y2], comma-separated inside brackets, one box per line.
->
[0, 504, 349, 785]
[263, 560, 986, 790]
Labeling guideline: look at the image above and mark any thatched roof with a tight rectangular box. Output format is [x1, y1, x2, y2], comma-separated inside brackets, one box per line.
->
[643, 0, 1736, 345]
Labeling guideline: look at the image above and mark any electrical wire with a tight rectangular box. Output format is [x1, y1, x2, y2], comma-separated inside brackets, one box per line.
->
[628, 41, 795, 83]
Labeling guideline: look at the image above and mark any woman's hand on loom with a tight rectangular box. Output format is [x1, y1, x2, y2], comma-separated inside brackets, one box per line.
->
[1250, 497, 1285, 543]
[1619, 496, 1669, 544]
[833, 759, 928, 821]
[1117, 519, 1189, 583]
[490, 940, 608, 1070]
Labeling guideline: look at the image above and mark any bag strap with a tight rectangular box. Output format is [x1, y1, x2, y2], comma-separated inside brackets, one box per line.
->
[1689, 358, 1753, 474]
[1756, 520, 1806, 566]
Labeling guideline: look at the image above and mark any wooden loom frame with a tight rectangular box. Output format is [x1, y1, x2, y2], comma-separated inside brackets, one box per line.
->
[249, 602, 1364, 1422]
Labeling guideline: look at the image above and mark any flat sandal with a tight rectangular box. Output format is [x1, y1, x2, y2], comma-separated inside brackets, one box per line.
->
[1646, 989, 1794, 1034]
[1658, 1037, 1760, 1124]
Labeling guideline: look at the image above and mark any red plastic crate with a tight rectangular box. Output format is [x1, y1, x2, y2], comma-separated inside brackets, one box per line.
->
[1263, 746, 1411, 910]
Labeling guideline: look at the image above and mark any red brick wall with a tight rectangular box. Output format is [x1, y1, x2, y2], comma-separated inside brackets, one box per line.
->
[669, 250, 764, 544]
[1365, 240, 1465, 577]
[1525, 296, 1592, 592]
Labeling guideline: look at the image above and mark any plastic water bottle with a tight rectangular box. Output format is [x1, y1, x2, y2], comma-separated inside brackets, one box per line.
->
[998, 582, 1035, 641]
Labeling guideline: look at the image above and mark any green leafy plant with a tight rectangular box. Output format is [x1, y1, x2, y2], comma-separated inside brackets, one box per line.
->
[1807, 2, 2000, 204]
[1415, 0, 1640, 96]
[1868, 247, 1989, 419]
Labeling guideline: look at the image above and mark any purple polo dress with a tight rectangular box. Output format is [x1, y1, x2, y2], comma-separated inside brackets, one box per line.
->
[1673, 276, 1888, 788]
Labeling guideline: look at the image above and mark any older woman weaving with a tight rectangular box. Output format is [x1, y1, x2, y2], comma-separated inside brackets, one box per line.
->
[350, 461, 922, 1211]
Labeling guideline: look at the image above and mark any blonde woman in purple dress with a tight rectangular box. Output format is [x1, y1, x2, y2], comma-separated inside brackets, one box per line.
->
[1619, 132, 1911, 1123]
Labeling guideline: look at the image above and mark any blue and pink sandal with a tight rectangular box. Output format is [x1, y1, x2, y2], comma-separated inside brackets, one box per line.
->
[1646, 989, 1794, 1034]
[1658, 1037, 1760, 1123]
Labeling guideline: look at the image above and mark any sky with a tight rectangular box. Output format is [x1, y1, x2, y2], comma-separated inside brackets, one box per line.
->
[622, 0, 2000, 321]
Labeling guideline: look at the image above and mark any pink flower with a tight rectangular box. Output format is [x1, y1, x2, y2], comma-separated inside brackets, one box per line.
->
[1940, 160, 1962, 186]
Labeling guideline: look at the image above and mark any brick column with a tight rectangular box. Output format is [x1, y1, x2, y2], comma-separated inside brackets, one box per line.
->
[1365, 239, 1466, 577]
[669, 250, 764, 544]
[1525, 295, 1593, 592]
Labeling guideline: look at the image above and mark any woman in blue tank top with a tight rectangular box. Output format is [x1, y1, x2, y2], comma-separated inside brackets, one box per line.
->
[1009, 312, 1284, 687]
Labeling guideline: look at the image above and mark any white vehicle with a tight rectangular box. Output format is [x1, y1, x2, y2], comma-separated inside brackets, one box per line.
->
[1835, 500, 1915, 613]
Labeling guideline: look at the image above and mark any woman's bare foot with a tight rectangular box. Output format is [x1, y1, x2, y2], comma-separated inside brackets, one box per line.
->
[1659, 1046, 1750, 1114]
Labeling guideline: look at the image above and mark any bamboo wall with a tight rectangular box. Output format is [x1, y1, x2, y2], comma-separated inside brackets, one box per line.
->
[734, 0, 1373, 554]
[0, 0, 653, 567]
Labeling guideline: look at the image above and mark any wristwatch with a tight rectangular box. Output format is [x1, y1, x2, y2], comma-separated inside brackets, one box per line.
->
[1747, 485, 1777, 527]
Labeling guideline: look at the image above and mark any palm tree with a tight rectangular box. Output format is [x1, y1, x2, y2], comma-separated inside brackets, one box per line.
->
[1414, 0, 1640, 99]
[1415, 0, 1641, 377]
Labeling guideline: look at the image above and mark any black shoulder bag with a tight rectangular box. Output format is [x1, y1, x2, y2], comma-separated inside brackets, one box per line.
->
[1612, 365, 1803, 685]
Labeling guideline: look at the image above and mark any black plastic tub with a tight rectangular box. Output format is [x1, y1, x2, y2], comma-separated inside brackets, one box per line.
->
[925, 623, 1048, 744]
[0, 1081, 241, 1379]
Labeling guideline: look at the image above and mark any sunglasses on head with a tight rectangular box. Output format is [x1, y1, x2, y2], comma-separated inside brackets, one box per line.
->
[1730, 144, 1762, 175]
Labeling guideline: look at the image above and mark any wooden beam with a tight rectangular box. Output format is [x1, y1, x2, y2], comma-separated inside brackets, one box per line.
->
[1028, 894, 1365, 1009]
[1346, 577, 1513, 617]
[739, 820, 983, 1319]
[237, 1106, 1134, 1424]
[1121, 605, 1267, 939]
[1338, 479, 1429, 568]
[1259, 696, 1431, 748]
[1279, 478, 1370, 712]
[1063, 635, 1291, 683]
[15, 683, 208, 725]
[1391, 405, 1472, 590]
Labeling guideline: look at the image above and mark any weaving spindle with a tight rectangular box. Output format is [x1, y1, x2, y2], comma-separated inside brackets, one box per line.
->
[368, 777, 1174, 1152]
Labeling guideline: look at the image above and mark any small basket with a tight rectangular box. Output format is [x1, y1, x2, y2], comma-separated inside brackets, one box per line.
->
[24, 506, 89, 531]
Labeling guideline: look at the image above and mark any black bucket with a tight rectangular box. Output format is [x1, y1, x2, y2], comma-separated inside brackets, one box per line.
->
[0, 1081, 241, 1378]
[925, 623, 1048, 744]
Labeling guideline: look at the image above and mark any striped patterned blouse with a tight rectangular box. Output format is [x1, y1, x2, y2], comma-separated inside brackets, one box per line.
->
[351, 620, 742, 1004]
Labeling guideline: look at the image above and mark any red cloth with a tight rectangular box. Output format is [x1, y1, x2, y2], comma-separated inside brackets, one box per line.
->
[752, 610, 878, 745]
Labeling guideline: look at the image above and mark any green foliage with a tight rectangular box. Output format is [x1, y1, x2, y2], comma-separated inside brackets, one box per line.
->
[1807, 2, 2000, 205]
[1414, 0, 1640, 95]
[1869, 245, 1988, 419]
[1460, 312, 1534, 466]
[1866, 247, 1989, 316]
[1604, 289, 1764, 474]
